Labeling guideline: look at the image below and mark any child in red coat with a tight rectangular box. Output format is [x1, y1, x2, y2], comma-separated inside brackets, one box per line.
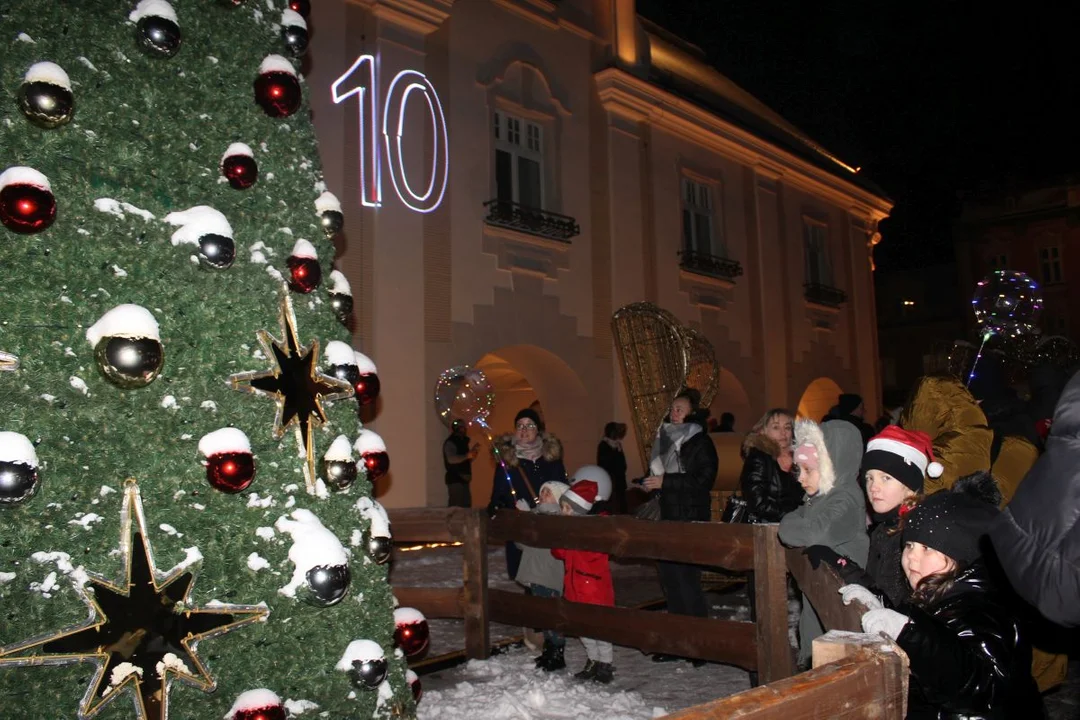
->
[553, 474, 616, 683]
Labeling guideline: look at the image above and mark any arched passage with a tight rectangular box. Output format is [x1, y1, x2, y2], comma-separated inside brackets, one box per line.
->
[708, 368, 752, 433]
[468, 345, 593, 507]
[796, 377, 844, 422]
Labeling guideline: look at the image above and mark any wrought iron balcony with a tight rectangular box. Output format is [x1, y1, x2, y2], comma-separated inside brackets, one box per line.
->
[678, 249, 744, 282]
[483, 199, 580, 242]
[804, 282, 847, 308]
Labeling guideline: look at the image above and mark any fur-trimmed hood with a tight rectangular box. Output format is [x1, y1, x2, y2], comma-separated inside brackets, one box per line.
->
[794, 418, 862, 496]
[492, 432, 563, 467]
[741, 431, 783, 460]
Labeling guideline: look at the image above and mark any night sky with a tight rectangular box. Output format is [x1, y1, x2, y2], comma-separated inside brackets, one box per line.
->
[638, 1, 1080, 271]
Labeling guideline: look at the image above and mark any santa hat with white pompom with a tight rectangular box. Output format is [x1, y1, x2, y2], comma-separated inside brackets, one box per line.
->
[862, 425, 942, 493]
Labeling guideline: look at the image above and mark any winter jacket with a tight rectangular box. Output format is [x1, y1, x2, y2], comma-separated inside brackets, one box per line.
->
[900, 377, 992, 494]
[552, 545, 614, 607]
[596, 440, 627, 492]
[654, 417, 718, 522]
[739, 433, 803, 522]
[990, 368, 1080, 628]
[838, 509, 908, 609]
[514, 503, 564, 592]
[487, 433, 566, 511]
[897, 562, 1044, 719]
[778, 420, 869, 566]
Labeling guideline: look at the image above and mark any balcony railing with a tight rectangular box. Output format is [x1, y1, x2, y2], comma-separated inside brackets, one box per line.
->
[483, 199, 580, 242]
[804, 283, 847, 308]
[678, 249, 744, 282]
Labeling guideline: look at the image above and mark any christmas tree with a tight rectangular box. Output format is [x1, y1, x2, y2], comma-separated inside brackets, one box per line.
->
[0, 1, 420, 718]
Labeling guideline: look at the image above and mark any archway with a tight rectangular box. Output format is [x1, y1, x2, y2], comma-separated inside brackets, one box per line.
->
[468, 346, 593, 507]
[708, 368, 752, 433]
[796, 377, 844, 422]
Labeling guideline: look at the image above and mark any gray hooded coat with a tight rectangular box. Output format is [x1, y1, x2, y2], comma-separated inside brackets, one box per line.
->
[779, 419, 870, 663]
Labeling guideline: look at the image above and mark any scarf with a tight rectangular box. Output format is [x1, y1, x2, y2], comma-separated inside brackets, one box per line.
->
[651, 422, 702, 474]
[514, 435, 544, 462]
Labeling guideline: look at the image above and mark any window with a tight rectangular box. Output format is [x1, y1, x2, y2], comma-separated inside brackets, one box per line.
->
[681, 177, 721, 256]
[1040, 246, 1062, 284]
[987, 253, 1008, 270]
[803, 220, 832, 286]
[494, 110, 543, 209]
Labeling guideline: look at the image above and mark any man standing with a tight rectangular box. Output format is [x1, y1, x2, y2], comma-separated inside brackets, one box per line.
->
[444, 420, 479, 507]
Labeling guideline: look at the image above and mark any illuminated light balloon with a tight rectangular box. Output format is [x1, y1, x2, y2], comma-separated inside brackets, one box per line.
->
[433, 366, 494, 428]
[971, 270, 1043, 339]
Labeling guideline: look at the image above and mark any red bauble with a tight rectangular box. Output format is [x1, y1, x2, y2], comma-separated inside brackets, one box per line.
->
[406, 670, 422, 703]
[222, 154, 258, 189]
[234, 706, 286, 720]
[254, 71, 301, 118]
[354, 372, 381, 406]
[362, 451, 390, 481]
[288, 0, 310, 18]
[287, 255, 322, 294]
[207, 452, 256, 493]
[0, 183, 56, 233]
[394, 609, 430, 658]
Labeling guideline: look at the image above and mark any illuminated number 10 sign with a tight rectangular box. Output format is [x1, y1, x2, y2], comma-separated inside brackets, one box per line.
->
[332, 55, 449, 213]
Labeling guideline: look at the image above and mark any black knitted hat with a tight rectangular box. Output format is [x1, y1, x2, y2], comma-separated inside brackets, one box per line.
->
[902, 472, 1001, 565]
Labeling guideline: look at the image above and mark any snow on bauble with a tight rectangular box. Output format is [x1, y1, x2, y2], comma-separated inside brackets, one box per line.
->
[199, 428, 255, 494]
[354, 429, 389, 481]
[353, 351, 380, 406]
[275, 509, 351, 607]
[85, 305, 164, 389]
[221, 143, 258, 190]
[0, 431, 41, 506]
[406, 668, 422, 703]
[327, 269, 353, 324]
[130, 0, 182, 58]
[316, 191, 343, 236]
[255, 55, 301, 118]
[286, 238, 321, 294]
[323, 435, 357, 492]
[164, 205, 235, 270]
[280, 9, 308, 56]
[0, 166, 56, 234]
[355, 496, 391, 564]
[323, 341, 360, 402]
[394, 607, 430, 658]
[335, 639, 388, 690]
[18, 62, 74, 128]
[225, 689, 286, 720]
[328, 269, 351, 295]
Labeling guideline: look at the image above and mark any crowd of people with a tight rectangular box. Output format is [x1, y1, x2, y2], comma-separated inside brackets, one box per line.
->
[436, 358, 1079, 713]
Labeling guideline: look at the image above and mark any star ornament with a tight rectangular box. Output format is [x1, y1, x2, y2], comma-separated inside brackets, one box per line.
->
[0, 479, 269, 719]
[230, 290, 354, 494]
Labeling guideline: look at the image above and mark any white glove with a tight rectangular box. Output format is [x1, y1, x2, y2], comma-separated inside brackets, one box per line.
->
[861, 608, 909, 640]
[514, 498, 530, 511]
[838, 584, 883, 611]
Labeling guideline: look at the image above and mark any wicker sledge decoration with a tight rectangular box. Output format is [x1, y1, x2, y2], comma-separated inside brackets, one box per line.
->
[610, 302, 719, 470]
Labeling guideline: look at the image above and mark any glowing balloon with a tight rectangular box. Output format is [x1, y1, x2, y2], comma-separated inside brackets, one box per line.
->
[434, 366, 494, 428]
[971, 270, 1042, 339]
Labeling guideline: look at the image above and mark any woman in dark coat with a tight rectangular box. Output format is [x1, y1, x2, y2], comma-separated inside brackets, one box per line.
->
[641, 389, 718, 663]
[488, 408, 566, 580]
[596, 421, 628, 513]
[739, 408, 802, 522]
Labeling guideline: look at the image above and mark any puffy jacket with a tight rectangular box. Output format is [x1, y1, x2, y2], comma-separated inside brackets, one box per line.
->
[488, 433, 566, 511]
[839, 509, 908, 609]
[990, 368, 1080, 628]
[552, 546, 614, 606]
[739, 433, 803, 522]
[778, 420, 869, 566]
[900, 377, 991, 494]
[658, 426, 718, 522]
[897, 563, 1044, 719]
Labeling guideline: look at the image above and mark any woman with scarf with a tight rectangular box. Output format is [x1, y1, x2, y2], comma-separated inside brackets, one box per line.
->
[488, 408, 566, 580]
[641, 389, 719, 663]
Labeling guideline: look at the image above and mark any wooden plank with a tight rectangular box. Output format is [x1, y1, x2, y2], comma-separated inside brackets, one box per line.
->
[783, 546, 868, 633]
[662, 643, 908, 719]
[812, 631, 909, 719]
[461, 510, 490, 660]
[753, 525, 793, 683]
[392, 587, 462, 618]
[489, 589, 758, 669]
[386, 507, 468, 543]
[488, 511, 756, 570]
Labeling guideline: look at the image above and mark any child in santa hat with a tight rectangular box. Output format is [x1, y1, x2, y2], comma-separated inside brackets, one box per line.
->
[553, 468, 615, 683]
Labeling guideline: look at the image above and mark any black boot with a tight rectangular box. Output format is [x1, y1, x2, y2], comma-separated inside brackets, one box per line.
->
[539, 644, 565, 672]
[592, 662, 614, 684]
[573, 659, 597, 680]
[533, 640, 550, 668]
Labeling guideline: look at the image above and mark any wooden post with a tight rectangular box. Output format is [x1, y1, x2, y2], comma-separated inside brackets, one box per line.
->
[461, 509, 490, 660]
[753, 524, 792, 683]
[812, 630, 909, 718]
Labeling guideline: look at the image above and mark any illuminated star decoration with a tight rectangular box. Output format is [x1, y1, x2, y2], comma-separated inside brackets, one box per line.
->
[229, 289, 354, 493]
[0, 350, 18, 371]
[0, 479, 268, 720]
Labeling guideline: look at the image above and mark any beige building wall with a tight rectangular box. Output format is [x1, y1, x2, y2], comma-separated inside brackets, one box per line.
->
[308, 0, 892, 507]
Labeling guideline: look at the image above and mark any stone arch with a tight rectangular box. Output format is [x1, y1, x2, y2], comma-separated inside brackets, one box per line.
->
[796, 377, 844, 422]
[709, 368, 752, 433]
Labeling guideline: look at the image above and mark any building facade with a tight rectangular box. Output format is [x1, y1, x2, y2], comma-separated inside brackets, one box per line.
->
[307, 0, 892, 507]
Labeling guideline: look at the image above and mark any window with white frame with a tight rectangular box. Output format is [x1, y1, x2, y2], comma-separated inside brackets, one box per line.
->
[1040, 246, 1062, 284]
[803, 220, 832, 286]
[493, 110, 543, 209]
[681, 177, 722, 256]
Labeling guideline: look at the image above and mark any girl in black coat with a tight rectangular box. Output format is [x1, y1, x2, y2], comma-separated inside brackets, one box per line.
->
[845, 476, 1044, 719]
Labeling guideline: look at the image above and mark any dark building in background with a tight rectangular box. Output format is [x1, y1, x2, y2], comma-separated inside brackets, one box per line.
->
[956, 180, 1080, 339]
[875, 263, 965, 407]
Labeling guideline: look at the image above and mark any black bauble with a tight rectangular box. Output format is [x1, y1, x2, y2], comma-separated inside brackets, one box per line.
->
[347, 657, 388, 690]
[198, 233, 235, 269]
[0, 461, 39, 506]
[324, 459, 358, 492]
[328, 363, 361, 394]
[301, 564, 351, 607]
[368, 534, 391, 565]
[329, 292, 353, 325]
[94, 336, 164, 388]
[18, 81, 74, 128]
[282, 24, 309, 56]
[136, 16, 182, 58]
[320, 210, 344, 236]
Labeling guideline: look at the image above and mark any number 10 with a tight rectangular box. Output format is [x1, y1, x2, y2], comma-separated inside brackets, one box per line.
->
[332, 55, 449, 214]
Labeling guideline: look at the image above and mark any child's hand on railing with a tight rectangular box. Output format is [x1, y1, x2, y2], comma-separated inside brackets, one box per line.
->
[839, 584, 883, 611]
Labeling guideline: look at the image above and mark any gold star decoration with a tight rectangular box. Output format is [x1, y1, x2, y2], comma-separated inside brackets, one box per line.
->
[0, 350, 18, 371]
[0, 479, 269, 720]
[229, 289, 354, 493]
